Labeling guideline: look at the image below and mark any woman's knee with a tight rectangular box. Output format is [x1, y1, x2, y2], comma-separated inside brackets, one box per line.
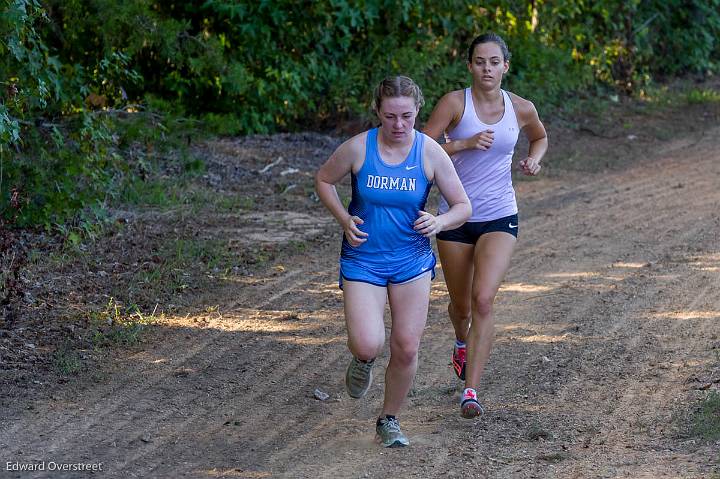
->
[449, 301, 471, 322]
[471, 291, 495, 316]
[347, 337, 383, 360]
[389, 338, 420, 366]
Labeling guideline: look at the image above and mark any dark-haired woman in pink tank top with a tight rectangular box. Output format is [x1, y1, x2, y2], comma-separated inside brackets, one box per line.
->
[423, 32, 548, 419]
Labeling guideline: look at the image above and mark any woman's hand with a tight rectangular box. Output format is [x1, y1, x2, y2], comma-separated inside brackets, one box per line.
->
[466, 129, 494, 151]
[343, 215, 369, 247]
[414, 210, 444, 238]
[518, 156, 541, 175]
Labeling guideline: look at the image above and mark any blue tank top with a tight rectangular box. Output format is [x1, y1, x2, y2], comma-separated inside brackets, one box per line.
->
[341, 128, 433, 260]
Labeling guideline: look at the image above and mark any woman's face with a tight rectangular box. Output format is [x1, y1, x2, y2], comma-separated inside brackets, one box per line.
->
[467, 42, 509, 89]
[377, 96, 418, 143]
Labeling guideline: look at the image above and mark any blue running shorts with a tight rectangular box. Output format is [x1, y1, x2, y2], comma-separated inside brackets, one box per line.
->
[339, 251, 436, 289]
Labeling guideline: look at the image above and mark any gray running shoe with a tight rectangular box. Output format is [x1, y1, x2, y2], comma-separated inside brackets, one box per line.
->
[345, 357, 375, 398]
[376, 416, 410, 448]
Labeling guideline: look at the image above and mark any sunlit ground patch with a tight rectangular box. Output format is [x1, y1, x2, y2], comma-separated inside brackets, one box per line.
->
[500, 282, 556, 293]
[652, 310, 720, 320]
[237, 211, 335, 243]
[611, 261, 648, 269]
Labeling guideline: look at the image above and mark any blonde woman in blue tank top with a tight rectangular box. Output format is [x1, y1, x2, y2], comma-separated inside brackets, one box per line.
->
[316, 76, 471, 447]
[423, 33, 548, 419]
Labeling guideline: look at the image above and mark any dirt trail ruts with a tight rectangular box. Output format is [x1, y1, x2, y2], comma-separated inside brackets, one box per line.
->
[1, 127, 719, 478]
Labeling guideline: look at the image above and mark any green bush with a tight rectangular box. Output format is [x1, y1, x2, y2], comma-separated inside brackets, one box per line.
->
[1, 0, 719, 227]
[0, 1, 144, 227]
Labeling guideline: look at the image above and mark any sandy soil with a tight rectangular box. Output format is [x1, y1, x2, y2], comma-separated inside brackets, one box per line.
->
[1, 101, 719, 478]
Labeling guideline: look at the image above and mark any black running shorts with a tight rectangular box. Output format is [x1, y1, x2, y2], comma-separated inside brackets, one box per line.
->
[436, 214, 518, 244]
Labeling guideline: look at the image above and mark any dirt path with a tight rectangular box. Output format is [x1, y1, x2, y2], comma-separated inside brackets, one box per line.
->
[1, 124, 719, 478]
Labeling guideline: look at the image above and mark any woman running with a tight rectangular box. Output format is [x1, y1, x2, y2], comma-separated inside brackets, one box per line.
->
[315, 76, 471, 446]
[423, 33, 548, 418]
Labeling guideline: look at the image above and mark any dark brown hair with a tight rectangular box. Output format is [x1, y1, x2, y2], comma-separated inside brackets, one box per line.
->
[467, 32, 511, 63]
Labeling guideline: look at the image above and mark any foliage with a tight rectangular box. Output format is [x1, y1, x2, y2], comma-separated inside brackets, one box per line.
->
[1, 0, 143, 227]
[538, 0, 720, 92]
[636, 0, 720, 77]
[53, 346, 82, 374]
[1, 0, 719, 228]
[88, 297, 154, 348]
[693, 390, 720, 441]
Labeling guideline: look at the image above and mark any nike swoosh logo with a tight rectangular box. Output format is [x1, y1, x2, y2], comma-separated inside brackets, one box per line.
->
[509, 223, 517, 228]
[405, 165, 418, 170]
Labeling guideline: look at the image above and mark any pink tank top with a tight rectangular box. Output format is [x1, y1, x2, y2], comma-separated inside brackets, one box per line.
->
[438, 88, 520, 222]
